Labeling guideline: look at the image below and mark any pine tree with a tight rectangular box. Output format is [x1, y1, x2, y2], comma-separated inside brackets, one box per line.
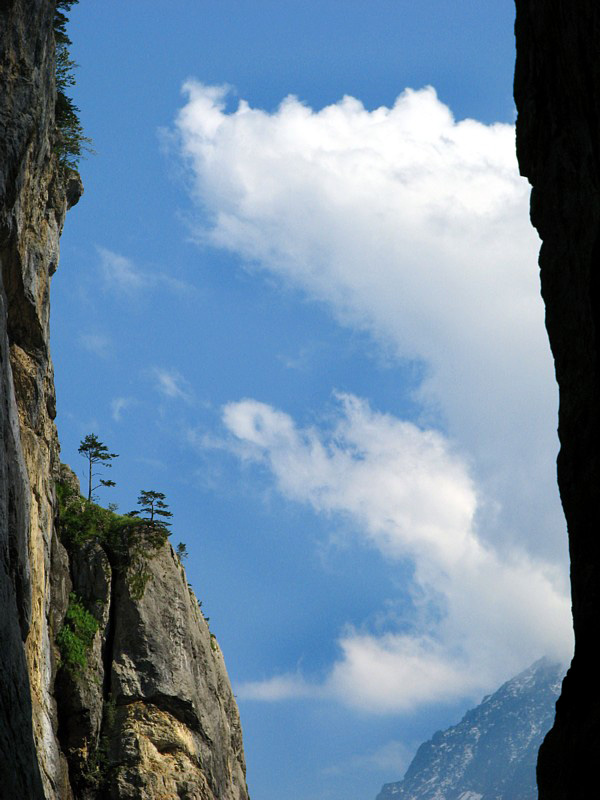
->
[78, 434, 118, 501]
[130, 490, 173, 530]
[176, 542, 188, 560]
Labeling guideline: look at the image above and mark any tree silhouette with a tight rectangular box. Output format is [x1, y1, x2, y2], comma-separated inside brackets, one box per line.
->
[130, 490, 172, 530]
[176, 542, 188, 560]
[54, 0, 93, 169]
[78, 433, 118, 501]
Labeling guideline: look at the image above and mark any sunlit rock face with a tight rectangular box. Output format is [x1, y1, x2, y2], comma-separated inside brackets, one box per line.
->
[514, 2, 600, 797]
[1, 0, 68, 795]
[376, 659, 563, 800]
[55, 490, 249, 800]
[0, 3, 249, 798]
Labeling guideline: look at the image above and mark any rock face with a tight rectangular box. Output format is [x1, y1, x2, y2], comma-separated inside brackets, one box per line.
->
[54, 475, 248, 800]
[376, 659, 563, 800]
[1, 0, 71, 795]
[0, 2, 249, 798]
[514, 3, 600, 797]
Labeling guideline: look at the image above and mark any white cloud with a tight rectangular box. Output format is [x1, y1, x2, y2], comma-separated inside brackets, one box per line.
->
[223, 394, 477, 566]
[175, 82, 563, 563]
[175, 84, 571, 712]
[237, 672, 322, 702]
[228, 395, 572, 713]
[152, 367, 193, 403]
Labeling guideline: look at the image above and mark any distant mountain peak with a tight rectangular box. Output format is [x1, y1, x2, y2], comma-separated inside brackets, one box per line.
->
[376, 659, 565, 800]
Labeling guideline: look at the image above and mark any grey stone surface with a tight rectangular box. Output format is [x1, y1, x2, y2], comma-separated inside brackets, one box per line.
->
[108, 543, 248, 800]
[53, 532, 249, 799]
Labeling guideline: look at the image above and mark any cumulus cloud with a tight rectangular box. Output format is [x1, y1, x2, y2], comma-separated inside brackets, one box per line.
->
[175, 82, 562, 562]
[227, 395, 571, 712]
[174, 84, 571, 712]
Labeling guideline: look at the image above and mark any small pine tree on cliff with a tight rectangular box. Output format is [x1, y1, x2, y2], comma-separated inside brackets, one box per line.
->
[129, 490, 173, 531]
[78, 434, 118, 501]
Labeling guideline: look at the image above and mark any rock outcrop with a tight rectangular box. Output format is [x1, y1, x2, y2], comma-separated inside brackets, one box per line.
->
[514, 3, 600, 797]
[54, 472, 248, 800]
[0, 2, 249, 797]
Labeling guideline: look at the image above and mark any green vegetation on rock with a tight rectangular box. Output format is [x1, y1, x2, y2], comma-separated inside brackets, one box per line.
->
[54, 0, 93, 169]
[56, 593, 99, 676]
[56, 480, 170, 600]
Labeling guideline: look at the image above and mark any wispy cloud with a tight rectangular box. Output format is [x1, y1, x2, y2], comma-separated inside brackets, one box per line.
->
[97, 246, 195, 297]
[277, 344, 321, 372]
[111, 396, 137, 422]
[98, 247, 147, 293]
[322, 740, 417, 777]
[151, 367, 193, 403]
[226, 395, 571, 713]
[79, 332, 111, 358]
[238, 672, 322, 702]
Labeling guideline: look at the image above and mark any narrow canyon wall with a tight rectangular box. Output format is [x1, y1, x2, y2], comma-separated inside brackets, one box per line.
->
[514, 3, 600, 797]
[1, 1, 66, 795]
[0, 2, 249, 797]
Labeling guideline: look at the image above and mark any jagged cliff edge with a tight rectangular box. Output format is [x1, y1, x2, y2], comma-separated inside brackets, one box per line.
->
[514, 2, 600, 798]
[0, 2, 249, 797]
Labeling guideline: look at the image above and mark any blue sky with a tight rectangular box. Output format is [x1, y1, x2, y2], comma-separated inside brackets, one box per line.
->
[55, 3, 572, 799]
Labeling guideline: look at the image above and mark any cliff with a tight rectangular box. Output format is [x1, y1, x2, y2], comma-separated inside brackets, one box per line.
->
[54, 471, 248, 800]
[0, 2, 249, 797]
[514, 3, 600, 797]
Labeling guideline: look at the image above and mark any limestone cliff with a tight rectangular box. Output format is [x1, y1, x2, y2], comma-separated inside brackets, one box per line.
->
[54, 468, 248, 800]
[514, 3, 600, 797]
[1, 0, 70, 795]
[0, 2, 249, 798]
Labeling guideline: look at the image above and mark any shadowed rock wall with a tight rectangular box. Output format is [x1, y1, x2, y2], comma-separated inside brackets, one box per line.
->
[514, 3, 600, 797]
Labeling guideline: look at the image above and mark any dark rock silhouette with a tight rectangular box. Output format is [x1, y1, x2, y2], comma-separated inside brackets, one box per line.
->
[514, 2, 600, 797]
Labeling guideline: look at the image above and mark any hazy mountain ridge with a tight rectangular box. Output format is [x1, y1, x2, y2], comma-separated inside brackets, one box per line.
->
[377, 659, 563, 800]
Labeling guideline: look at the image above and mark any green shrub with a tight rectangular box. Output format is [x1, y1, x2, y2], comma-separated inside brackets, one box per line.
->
[57, 593, 98, 675]
[56, 481, 169, 599]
